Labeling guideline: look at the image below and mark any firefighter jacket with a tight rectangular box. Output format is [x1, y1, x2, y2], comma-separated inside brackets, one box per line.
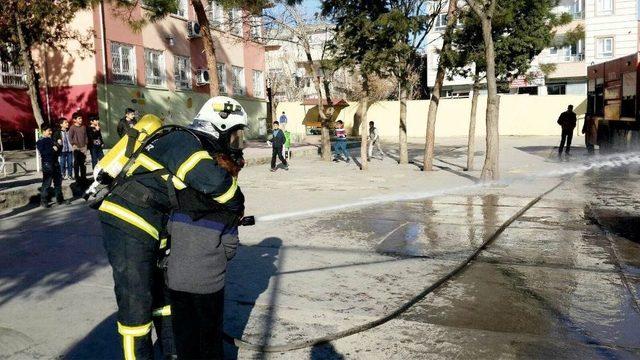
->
[98, 128, 244, 245]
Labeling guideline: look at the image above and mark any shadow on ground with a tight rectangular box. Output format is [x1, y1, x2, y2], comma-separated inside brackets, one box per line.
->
[0, 204, 106, 307]
[62, 238, 282, 360]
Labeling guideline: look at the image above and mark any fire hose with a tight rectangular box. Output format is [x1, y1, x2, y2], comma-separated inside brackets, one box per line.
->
[222, 180, 567, 353]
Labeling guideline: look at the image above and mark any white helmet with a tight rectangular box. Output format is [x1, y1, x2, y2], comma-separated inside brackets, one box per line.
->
[191, 96, 248, 150]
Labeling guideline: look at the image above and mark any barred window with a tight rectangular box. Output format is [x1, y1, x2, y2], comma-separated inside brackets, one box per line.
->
[228, 8, 242, 36]
[0, 60, 26, 88]
[174, 0, 188, 18]
[144, 48, 165, 87]
[250, 15, 262, 40]
[210, 1, 224, 28]
[232, 65, 245, 95]
[111, 42, 136, 84]
[252, 70, 264, 98]
[174, 56, 191, 90]
[217, 63, 227, 94]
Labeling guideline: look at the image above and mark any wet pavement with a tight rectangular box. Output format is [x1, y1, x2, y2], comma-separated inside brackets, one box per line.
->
[1, 138, 640, 359]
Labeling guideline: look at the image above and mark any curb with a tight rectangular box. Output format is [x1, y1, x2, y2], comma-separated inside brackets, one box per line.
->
[0, 146, 322, 212]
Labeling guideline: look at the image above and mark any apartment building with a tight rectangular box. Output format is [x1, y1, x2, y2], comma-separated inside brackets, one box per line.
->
[585, 0, 639, 64]
[425, 0, 640, 97]
[0, 1, 267, 144]
[265, 24, 351, 103]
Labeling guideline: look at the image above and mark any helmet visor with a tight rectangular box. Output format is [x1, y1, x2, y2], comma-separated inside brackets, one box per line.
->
[229, 129, 246, 150]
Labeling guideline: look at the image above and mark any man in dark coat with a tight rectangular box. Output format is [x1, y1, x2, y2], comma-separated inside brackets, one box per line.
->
[557, 104, 577, 156]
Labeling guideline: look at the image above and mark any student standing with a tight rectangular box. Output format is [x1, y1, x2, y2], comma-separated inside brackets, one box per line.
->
[36, 124, 65, 207]
[88, 115, 105, 168]
[278, 111, 288, 130]
[269, 121, 289, 172]
[54, 117, 73, 179]
[117, 108, 137, 138]
[367, 121, 385, 161]
[333, 120, 350, 162]
[68, 112, 88, 184]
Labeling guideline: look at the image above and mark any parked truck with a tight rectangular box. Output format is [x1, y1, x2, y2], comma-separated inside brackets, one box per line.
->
[587, 53, 640, 151]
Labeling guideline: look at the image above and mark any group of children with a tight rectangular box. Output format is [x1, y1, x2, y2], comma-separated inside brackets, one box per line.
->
[267, 114, 385, 171]
[35, 113, 106, 207]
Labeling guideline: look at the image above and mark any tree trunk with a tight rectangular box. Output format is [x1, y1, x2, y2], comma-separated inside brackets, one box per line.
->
[423, 0, 457, 171]
[466, 77, 480, 171]
[398, 85, 408, 164]
[16, 15, 45, 129]
[480, 18, 500, 181]
[304, 48, 331, 161]
[358, 78, 370, 170]
[191, 0, 219, 97]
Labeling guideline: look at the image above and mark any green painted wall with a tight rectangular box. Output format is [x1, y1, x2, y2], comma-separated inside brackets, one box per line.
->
[97, 84, 267, 146]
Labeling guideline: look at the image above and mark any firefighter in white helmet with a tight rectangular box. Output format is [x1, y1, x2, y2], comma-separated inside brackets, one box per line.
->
[98, 97, 247, 359]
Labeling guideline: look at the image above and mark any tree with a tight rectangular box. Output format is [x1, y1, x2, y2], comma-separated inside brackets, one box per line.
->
[0, 0, 102, 129]
[460, 0, 568, 180]
[260, 6, 336, 161]
[465, 0, 499, 181]
[423, 0, 458, 171]
[383, 0, 441, 164]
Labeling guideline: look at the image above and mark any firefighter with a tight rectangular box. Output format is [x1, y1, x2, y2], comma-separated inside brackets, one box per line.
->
[99, 97, 246, 360]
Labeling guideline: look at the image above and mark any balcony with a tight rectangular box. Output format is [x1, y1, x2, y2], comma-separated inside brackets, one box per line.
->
[571, 11, 585, 20]
[562, 53, 585, 62]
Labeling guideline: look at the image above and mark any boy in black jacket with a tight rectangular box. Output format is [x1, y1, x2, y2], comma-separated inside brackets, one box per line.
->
[36, 124, 65, 207]
[87, 115, 105, 168]
[269, 121, 289, 172]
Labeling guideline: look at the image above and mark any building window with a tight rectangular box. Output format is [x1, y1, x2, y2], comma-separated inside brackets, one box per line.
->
[252, 70, 264, 98]
[232, 66, 245, 95]
[228, 8, 242, 36]
[250, 15, 262, 40]
[562, 40, 584, 62]
[0, 60, 26, 88]
[549, 47, 557, 55]
[571, 0, 584, 19]
[111, 42, 136, 84]
[174, 0, 188, 18]
[547, 84, 566, 95]
[596, 0, 613, 15]
[435, 13, 447, 30]
[217, 62, 227, 94]
[144, 48, 165, 87]
[174, 55, 191, 90]
[596, 37, 614, 58]
[210, 1, 224, 28]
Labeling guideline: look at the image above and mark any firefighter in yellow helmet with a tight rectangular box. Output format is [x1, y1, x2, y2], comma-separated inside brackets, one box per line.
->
[97, 97, 247, 359]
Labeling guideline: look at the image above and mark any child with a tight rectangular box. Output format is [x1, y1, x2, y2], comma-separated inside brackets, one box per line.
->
[368, 121, 385, 161]
[36, 124, 65, 207]
[333, 120, 350, 162]
[88, 115, 105, 168]
[269, 121, 289, 172]
[53, 117, 73, 179]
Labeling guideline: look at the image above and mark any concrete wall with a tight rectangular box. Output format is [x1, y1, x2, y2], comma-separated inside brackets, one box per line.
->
[276, 95, 588, 140]
[98, 84, 266, 146]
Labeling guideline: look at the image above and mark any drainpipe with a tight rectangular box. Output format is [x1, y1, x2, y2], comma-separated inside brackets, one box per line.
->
[99, 1, 111, 139]
[43, 45, 51, 123]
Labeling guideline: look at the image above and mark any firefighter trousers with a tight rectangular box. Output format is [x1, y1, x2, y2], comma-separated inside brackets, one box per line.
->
[101, 222, 175, 360]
